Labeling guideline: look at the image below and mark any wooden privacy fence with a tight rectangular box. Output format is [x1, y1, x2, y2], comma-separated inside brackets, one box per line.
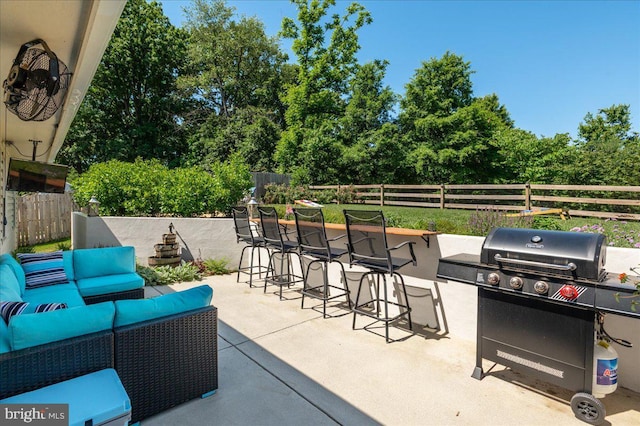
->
[17, 193, 74, 246]
[309, 183, 640, 220]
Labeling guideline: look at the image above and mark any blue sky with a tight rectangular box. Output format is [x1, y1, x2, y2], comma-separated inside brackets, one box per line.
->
[158, 0, 640, 139]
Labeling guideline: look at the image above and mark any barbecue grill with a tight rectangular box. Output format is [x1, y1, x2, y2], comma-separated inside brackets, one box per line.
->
[437, 227, 639, 425]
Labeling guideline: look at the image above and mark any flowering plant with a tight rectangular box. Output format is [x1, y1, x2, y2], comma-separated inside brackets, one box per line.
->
[285, 204, 294, 220]
[617, 266, 640, 311]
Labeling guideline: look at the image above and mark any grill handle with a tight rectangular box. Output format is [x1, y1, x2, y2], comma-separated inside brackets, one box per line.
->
[494, 254, 577, 271]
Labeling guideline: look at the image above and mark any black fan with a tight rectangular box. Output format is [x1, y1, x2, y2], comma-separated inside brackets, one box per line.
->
[3, 39, 72, 122]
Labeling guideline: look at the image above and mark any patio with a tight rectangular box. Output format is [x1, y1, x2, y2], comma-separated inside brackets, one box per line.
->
[142, 274, 640, 426]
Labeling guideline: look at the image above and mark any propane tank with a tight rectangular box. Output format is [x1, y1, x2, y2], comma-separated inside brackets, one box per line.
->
[592, 339, 618, 398]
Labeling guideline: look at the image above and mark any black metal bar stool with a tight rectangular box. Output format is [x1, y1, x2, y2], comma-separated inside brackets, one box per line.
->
[258, 206, 304, 300]
[232, 206, 269, 287]
[293, 207, 351, 318]
[343, 209, 415, 343]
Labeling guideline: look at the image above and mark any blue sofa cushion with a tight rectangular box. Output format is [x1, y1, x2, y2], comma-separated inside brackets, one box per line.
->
[62, 250, 75, 281]
[0, 264, 22, 301]
[8, 302, 115, 351]
[23, 282, 86, 308]
[114, 285, 212, 327]
[17, 251, 69, 289]
[74, 246, 136, 280]
[0, 301, 67, 324]
[0, 254, 26, 295]
[76, 273, 144, 297]
[0, 318, 10, 354]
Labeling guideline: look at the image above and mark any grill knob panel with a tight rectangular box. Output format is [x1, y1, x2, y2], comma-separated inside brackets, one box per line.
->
[487, 272, 500, 285]
[509, 277, 524, 290]
[534, 281, 549, 294]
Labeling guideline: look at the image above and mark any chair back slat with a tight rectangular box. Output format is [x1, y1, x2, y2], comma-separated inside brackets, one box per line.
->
[294, 208, 329, 256]
[232, 206, 254, 242]
[258, 207, 283, 246]
[343, 209, 391, 270]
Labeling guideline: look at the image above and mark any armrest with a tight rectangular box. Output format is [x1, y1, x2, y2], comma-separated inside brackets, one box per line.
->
[389, 241, 417, 266]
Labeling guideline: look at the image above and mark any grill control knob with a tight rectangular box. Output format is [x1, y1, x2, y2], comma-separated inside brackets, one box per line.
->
[509, 277, 524, 290]
[534, 281, 549, 294]
[560, 285, 580, 300]
[487, 273, 500, 285]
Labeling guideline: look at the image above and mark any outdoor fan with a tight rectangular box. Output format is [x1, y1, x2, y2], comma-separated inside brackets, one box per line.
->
[3, 39, 72, 122]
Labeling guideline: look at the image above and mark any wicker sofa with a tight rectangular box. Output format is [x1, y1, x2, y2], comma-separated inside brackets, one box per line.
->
[0, 248, 218, 423]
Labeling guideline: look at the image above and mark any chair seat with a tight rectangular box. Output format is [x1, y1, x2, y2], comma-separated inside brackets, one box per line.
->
[301, 246, 347, 261]
[351, 256, 413, 273]
[240, 236, 265, 245]
[268, 240, 298, 253]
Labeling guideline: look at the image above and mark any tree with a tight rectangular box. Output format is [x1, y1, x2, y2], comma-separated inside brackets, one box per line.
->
[275, 0, 372, 183]
[179, 0, 290, 171]
[494, 129, 572, 183]
[59, 0, 189, 172]
[568, 104, 640, 185]
[400, 52, 513, 184]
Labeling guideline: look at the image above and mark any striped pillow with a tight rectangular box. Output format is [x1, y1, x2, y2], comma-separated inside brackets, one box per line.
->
[0, 301, 68, 324]
[17, 251, 69, 289]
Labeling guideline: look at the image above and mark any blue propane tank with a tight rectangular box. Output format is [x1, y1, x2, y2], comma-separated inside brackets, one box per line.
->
[592, 340, 618, 398]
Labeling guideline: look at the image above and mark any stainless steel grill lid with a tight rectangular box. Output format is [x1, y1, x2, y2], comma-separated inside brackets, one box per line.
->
[480, 227, 607, 281]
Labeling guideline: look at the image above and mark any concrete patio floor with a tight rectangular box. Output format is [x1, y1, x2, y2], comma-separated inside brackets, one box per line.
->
[141, 274, 640, 426]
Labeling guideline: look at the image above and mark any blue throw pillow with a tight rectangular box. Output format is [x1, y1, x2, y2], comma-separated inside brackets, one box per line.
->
[0, 301, 67, 324]
[17, 251, 69, 289]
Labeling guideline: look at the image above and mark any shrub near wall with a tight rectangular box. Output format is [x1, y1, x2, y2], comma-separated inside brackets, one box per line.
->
[70, 157, 252, 216]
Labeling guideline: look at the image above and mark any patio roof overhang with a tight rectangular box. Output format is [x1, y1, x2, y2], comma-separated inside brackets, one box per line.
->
[0, 0, 125, 166]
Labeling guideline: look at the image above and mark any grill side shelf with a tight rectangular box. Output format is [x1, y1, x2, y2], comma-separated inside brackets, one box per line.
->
[436, 254, 481, 285]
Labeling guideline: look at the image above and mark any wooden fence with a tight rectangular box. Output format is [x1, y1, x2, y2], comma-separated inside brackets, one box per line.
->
[309, 183, 640, 220]
[17, 193, 75, 246]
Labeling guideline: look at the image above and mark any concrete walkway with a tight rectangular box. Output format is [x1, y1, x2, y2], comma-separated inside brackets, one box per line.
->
[141, 275, 640, 426]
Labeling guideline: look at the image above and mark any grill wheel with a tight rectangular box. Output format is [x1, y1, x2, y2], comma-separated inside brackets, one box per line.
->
[570, 392, 606, 425]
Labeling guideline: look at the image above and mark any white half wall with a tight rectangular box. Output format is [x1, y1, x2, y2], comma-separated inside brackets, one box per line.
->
[71, 213, 640, 392]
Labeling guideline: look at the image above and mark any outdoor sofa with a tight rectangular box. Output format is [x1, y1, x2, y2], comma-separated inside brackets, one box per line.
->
[0, 247, 218, 423]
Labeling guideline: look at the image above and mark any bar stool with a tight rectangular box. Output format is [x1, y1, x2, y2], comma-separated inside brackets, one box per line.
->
[258, 206, 304, 300]
[343, 209, 415, 343]
[293, 207, 351, 318]
[232, 206, 268, 287]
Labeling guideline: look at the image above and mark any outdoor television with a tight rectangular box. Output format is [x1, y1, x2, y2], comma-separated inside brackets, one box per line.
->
[6, 158, 69, 194]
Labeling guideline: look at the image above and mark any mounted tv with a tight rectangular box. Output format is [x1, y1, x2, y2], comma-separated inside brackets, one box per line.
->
[6, 158, 69, 194]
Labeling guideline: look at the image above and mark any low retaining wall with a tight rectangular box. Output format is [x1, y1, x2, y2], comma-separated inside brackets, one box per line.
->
[71, 212, 640, 392]
[71, 213, 243, 265]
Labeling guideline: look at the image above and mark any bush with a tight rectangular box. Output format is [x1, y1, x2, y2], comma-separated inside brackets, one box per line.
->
[467, 208, 533, 236]
[203, 258, 231, 275]
[70, 157, 252, 217]
[136, 262, 202, 286]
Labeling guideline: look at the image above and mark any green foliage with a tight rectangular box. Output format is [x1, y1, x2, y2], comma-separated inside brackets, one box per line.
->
[276, 0, 373, 183]
[137, 262, 203, 286]
[56, 241, 72, 251]
[202, 258, 231, 275]
[59, 0, 189, 172]
[179, 0, 289, 171]
[70, 158, 252, 217]
[12, 246, 35, 257]
[467, 208, 533, 236]
[532, 216, 563, 231]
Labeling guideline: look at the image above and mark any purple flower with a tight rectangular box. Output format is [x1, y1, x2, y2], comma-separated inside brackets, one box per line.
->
[608, 242, 616, 246]
[635, 243, 640, 248]
[570, 227, 581, 232]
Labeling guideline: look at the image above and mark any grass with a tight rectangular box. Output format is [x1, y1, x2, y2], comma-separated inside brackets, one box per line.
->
[24, 206, 640, 252]
[272, 204, 640, 249]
